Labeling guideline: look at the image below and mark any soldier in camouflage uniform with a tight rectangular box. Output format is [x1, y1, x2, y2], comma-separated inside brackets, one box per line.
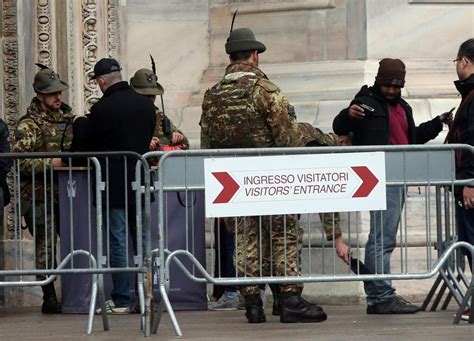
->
[200, 26, 326, 324]
[13, 66, 73, 314]
[130, 68, 189, 154]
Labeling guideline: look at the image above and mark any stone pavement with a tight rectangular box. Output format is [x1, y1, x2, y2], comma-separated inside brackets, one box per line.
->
[0, 305, 472, 340]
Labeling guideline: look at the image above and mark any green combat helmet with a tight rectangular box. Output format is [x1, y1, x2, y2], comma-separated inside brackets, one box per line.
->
[225, 10, 266, 54]
[33, 63, 69, 94]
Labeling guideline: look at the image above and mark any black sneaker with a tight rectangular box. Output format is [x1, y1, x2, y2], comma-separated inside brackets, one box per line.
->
[367, 296, 420, 314]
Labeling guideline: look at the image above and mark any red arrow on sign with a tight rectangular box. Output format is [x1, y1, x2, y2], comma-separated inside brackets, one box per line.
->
[212, 172, 240, 204]
[351, 166, 379, 198]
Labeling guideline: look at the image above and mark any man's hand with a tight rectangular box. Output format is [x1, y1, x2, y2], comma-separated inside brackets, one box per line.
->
[51, 158, 63, 168]
[439, 107, 454, 126]
[463, 186, 474, 209]
[335, 235, 351, 264]
[149, 137, 160, 151]
[338, 135, 351, 146]
[170, 132, 184, 144]
[348, 104, 365, 119]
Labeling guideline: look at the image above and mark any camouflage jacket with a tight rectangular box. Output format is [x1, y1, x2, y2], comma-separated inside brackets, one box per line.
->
[13, 97, 74, 201]
[200, 62, 300, 149]
[297, 122, 340, 147]
[152, 107, 189, 149]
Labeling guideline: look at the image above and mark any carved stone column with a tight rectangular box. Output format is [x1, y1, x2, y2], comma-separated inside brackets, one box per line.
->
[35, 0, 54, 68]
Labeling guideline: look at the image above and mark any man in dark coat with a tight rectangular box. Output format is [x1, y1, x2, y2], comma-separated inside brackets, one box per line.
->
[333, 58, 452, 315]
[73, 58, 156, 313]
[445, 38, 474, 321]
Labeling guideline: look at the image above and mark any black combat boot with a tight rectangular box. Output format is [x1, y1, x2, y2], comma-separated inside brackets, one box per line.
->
[269, 284, 281, 316]
[41, 283, 61, 314]
[280, 292, 327, 323]
[244, 294, 266, 323]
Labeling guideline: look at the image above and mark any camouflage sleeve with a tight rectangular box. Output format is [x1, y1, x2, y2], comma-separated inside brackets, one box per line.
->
[254, 80, 300, 147]
[319, 212, 342, 241]
[199, 91, 211, 149]
[168, 119, 190, 148]
[13, 118, 50, 174]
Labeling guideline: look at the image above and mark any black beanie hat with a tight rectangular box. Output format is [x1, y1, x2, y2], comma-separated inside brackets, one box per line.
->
[375, 58, 406, 88]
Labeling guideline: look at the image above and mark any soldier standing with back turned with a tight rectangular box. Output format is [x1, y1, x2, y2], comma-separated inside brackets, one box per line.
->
[200, 17, 326, 324]
[13, 65, 74, 313]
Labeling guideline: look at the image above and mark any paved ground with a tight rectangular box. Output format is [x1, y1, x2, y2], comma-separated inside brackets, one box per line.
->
[0, 305, 473, 340]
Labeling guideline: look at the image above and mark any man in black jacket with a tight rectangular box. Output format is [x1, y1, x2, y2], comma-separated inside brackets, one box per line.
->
[73, 58, 156, 314]
[446, 39, 474, 321]
[333, 58, 451, 315]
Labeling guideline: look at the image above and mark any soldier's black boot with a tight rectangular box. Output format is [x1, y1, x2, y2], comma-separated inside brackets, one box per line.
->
[41, 283, 61, 314]
[280, 292, 327, 323]
[269, 284, 281, 316]
[244, 294, 266, 323]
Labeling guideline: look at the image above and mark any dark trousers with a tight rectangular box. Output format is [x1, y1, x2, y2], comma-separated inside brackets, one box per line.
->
[455, 205, 474, 271]
[213, 219, 237, 299]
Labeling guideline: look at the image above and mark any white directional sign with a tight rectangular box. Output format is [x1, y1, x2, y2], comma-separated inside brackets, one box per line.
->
[204, 152, 386, 218]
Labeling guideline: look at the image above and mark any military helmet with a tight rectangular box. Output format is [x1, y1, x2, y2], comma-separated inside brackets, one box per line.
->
[130, 68, 164, 96]
[33, 68, 69, 94]
[225, 28, 266, 55]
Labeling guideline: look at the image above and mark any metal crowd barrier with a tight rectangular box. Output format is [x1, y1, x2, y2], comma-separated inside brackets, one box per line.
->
[146, 144, 474, 337]
[0, 151, 153, 336]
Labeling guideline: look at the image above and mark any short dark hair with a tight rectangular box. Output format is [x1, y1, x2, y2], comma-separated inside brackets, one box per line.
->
[229, 50, 253, 62]
[458, 38, 474, 62]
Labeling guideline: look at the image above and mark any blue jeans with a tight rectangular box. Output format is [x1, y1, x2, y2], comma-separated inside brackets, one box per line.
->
[455, 204, 474, 270]
[364, 186, 404, 305]
[108, 207, 146, 308]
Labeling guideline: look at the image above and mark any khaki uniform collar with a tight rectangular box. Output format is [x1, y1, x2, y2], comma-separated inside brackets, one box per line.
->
[225, 62, 268, 79]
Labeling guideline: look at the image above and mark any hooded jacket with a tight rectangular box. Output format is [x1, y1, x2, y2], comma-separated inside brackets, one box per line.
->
[332, 85, 442, 146]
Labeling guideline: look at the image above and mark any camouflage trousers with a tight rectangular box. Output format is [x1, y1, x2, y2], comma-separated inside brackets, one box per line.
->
[225, 215, 304, 296]
[22, 200, 59, 281]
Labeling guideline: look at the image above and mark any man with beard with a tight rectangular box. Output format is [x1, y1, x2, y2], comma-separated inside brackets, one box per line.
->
[332, 58, 452, 314]
[13, 65, 73, 313]
[445, 38, 474, 321]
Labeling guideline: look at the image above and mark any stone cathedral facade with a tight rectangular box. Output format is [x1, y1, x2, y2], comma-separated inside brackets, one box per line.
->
[0, 0, 473, 307]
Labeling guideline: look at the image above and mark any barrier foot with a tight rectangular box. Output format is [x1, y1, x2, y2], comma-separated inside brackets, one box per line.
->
[159, 284, 182, 337]
[151, 296, 164, 334]
[421, 274, 442, 311]
[97, 273, 110, 331]
[86, 273, 99, 335]
[136, 273, 145, 332]
[431, 280, 449, 311]
[453, 285, 471, 324]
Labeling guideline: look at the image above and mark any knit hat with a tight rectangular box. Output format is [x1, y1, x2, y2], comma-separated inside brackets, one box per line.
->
[374, 58, 406, 88]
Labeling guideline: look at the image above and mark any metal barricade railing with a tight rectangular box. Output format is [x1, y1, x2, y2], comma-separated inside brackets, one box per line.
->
[145, 144, 474, 336]
[0, 151, 153, 336]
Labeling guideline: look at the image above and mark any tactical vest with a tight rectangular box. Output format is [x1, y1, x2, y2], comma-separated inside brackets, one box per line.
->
[204, 73, 274, 148]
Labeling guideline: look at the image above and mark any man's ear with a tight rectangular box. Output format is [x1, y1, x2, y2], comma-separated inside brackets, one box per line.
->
[252, 50, 258, 62]
[36, 93, 44, 102]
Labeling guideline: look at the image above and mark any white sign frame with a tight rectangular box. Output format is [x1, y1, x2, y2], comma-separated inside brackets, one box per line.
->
[204, 152, 386, 218]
